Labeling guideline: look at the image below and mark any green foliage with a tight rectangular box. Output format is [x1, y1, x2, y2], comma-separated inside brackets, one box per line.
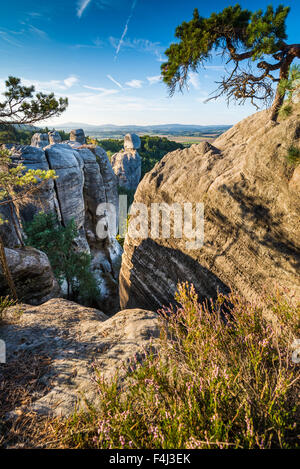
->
[285, 145, 300, 166]
[0, 296, 15, 324]
[57, 284, 299, 449]
[24, 212, 99, 306]
[91, 136, 184, 178]
[278, 103, 293, 119]
[0, 77, 68, 126]
[278, 65, 300, 118]
[96, 138, 123, 154]
[0, 148, 56, 225]
[139, 136, 184, 177]
[161, 4, 291, 109]
[0, 125, 70, 145]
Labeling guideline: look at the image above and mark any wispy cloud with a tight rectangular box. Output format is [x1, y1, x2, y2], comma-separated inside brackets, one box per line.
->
[73, 37, 103, 49]
[114, 0, 138, 59]
[27, 24, 48, 39]
[147, 75, 161, 85]
[77, 0, 92, 18]
[64, 76, 79, 88]
[126, 79, 143, 89]
[188, 72, 200, 90]
[8, 76, 80, 93]
[110, 36, 164, 62]
[107, 74, 123, 89]
[83, 85, 119, 96]
[0, 30, 22, 47]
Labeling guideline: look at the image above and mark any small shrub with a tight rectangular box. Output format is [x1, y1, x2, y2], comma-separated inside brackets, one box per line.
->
[53, 284, 300, 449]
[278, 103, 293, 119]
[285, 145, 300, 166]
[0, 296, 15, 324]
[24, 212, 99, 306]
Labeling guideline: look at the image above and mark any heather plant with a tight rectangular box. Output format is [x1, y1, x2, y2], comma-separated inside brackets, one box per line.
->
[53, 284, 299, 449]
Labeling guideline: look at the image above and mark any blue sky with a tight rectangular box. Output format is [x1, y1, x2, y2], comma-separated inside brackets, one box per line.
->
[0, 0, 299, 126]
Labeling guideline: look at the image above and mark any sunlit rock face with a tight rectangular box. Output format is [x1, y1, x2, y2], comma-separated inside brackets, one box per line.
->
[111, 149, 142, 191]
[110, 134, 142, 191]
[1, 130, 121, 313]
[48, 131, 62, 144]
[31, 133, 49, 148]
[124, 133, 141, 150]
[70, 128, 86, 145]
[120, 108, 300, 311]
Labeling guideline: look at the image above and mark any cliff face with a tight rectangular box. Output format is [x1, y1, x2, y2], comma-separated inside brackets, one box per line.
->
[111, 133, 142, 191]
[1, 133, 122, 312]
[120, 108, 300, 311]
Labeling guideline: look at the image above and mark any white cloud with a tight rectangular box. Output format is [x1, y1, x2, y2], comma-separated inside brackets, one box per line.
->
[77, 0, 92, 18]
[147, 75, 161, 85]
[188, 72, 200, 90]
[6, 76, 79, 93]
[0, 30, 22, 47]
[27, 24, 48, 39]
[73, 37, 103, 49]
[110, 36, 164, 62]
[126, 79, 143, 89]
[64, 76, 79, 88]
[107, 74, 123, 89]
[83, 85, 119, 96]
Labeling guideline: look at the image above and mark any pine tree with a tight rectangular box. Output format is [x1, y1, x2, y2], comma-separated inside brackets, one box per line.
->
[161, 4, 300, 121]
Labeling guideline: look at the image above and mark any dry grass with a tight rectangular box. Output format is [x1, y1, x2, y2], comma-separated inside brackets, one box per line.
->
[0, 351, 53, 448]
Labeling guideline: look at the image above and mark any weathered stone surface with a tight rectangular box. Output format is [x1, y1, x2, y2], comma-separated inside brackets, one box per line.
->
[70, 128, 86, 145]
[48, 131, 62, 144]
[45, 144, 85, 230]
[89, 145, 119, 214]
[1, 299, 160, 417]
[120, 108, 300, 311]
[8, 145, 59, 223]
[31, 133, 49, 148]
[0, 247, 60, 304]
[111, 149, 141, 191]
[0, 139, 121, 313]
[124, 133, 141, 150]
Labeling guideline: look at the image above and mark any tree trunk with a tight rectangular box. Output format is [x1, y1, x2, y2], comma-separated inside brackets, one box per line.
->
[270, 46, 300, 121]
[0, 234, 18, 300]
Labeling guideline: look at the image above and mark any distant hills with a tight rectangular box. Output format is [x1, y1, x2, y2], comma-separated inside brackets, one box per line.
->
[53, 122, 232, 138]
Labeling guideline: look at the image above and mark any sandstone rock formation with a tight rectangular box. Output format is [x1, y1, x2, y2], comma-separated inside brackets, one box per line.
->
[31, 133, 49, 148]
[124, 133, 141, 150]
[48, 131, 62, 144]
[1, 299, 160, 417]
[0, 247, 60, 304]
[70, 128, 85, 144]
[120, 108, 300, 311]
[1, 131, 121, 312]
[111, 134, 142, 191]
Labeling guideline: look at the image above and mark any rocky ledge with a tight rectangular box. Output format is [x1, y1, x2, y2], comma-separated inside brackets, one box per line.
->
[0, 299, 160, 417]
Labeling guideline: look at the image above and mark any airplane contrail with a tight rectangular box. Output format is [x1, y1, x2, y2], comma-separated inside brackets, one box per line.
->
[115, 0, 138, 59]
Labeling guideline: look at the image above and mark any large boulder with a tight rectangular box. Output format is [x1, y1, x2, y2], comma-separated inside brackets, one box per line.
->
[1, 299, 160, 417]
[31, 133, 49, 148]
[124, 133, 141, 150]
[0, 247, 60, 304]
[120, 108, 300, 311]
[111, 149, 141, 191]
[70, 128, 86, 145]
[48, 131, 62, 144]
